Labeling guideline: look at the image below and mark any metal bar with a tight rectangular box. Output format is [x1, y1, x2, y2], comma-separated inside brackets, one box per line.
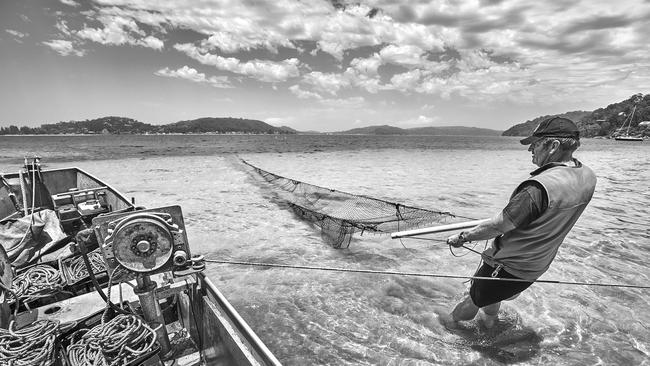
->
[135, 275, 172, 358]
[391, 219, 488, 238]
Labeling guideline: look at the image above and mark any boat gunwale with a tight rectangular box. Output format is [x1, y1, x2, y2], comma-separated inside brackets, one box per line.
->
[199, 272, 282, 366]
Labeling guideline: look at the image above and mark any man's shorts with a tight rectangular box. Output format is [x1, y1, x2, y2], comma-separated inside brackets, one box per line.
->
[469, 263, 534, 307]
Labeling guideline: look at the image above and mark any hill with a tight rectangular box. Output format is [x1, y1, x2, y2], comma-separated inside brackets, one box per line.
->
[335, 125, 408, 135]
[503, 94, 650, 138]
[161, 117, 291, 134]
[0, 116, 156, 135]
[334, 125, 501, 136]
[406, 126, 502, 136]
[502, 111, 591, 137]
[0, 116, 293, 135]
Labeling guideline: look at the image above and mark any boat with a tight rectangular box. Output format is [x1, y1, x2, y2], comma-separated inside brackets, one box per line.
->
[613, 105, 644, 141]
[0, 157, 281, 366]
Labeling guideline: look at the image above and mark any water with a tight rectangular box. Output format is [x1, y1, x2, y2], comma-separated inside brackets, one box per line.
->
[1, 134, 649, 365]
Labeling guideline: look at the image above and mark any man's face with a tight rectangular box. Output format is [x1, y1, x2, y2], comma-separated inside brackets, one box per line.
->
[528, 138, 551, 167]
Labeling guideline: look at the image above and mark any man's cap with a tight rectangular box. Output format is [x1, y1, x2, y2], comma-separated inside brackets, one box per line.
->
[520, 117, 580, 145]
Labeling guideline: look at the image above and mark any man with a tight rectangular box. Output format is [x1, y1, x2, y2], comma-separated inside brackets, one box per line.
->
[439, 117, 597, 329]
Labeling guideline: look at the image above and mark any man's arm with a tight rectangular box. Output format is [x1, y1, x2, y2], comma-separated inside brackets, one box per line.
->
[446, 182, 546, 247]
[447, 212, 516, 247]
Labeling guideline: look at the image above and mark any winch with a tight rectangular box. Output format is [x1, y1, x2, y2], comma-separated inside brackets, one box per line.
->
[93, 205, 190, 274]
[92, 205, 193, 357]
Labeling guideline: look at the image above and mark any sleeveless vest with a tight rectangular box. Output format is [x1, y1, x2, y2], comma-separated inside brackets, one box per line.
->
[483, 160, 597, 280]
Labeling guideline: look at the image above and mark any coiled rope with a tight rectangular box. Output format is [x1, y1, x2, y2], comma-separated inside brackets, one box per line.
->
[8, 264, 65, 304]
[204, 259, 650, 289]
[66, 314, 157, 366]
[66, 250, 108, 284]
[0, 319, 60, 366]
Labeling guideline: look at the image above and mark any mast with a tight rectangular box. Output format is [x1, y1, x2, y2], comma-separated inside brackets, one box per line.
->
[625, 105, 636, 136]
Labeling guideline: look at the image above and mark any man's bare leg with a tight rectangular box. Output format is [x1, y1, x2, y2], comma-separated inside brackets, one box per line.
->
[438, 296, 479, 329]
[479, 302, 500, 328]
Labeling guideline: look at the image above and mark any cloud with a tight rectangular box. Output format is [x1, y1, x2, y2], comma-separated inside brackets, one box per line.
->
[302, 71, 350, 95]
[55, 20, 72, 36]
[45, 0, 650, 108]
[289, 85, 322, 99]
[378, 44, 426, 67]
[76, 13, 164, 50]
[154, 66, 232, 88]
[200, 31, 292, 54]
[5, 29, 28, 39]
[390, 69, 423, 92]
[59, 0, 80, 7]
[140, 35, 164, 50]
[42, 39, 85, 56]
[349, 55, 382, 76]
[563, 14, 635, 34]
[174, 43, 300, 82]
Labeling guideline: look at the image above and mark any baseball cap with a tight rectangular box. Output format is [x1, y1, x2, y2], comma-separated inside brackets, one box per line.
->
[520, 117, 580, 145]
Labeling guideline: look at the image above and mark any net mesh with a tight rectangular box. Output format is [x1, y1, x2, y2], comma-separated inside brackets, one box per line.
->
[242, 159, 462, 248]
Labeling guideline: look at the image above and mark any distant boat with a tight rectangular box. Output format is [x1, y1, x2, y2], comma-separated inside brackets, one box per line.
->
[614, 105, 644, 141]
[614, 135, 644, 141]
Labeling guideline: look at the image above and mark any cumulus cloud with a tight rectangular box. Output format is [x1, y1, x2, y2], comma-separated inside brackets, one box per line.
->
[289, 85, 322, 99]
[46, 0, 650, 107]
[5, 29, 28, 39]
[379, 44, 426, 67]
[75, 13, 164, 50]
[154, 66, 232, 88]
[174, 43, 300, 82]
[59, 0, 80, 7]
[42, 39, 85, 56]
[390, 69, 423, 92]
[140, 35, 164, 50]
[302, 72, 350, 95]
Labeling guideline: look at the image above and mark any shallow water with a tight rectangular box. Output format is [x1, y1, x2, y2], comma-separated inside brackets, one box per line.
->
[1, 135, 648, 365]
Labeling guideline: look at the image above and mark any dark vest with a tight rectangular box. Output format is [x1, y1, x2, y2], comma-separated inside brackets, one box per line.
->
[483, 160, 597, 280]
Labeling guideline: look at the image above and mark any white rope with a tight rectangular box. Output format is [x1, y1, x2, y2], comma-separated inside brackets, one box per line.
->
[205, 259, 650, 289]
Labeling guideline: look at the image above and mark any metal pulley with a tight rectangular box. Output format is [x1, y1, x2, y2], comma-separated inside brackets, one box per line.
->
[106, 213, 175, 272]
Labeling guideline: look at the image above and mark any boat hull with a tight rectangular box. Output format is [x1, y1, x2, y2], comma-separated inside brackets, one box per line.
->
[614, 136, 644, 141]
[1, 163, 281, 365]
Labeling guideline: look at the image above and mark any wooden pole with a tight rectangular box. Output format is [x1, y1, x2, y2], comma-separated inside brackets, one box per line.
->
[391, 219, 488, 239]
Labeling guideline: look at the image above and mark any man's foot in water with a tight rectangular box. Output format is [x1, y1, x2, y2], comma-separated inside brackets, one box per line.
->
[479, 311, 498, 329]
[437, 312, 459, 330]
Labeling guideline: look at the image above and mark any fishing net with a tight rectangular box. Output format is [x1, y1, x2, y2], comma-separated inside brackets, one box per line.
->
[242, 159, 462, 248]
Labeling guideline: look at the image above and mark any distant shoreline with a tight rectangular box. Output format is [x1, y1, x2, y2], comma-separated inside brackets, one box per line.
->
[0, 133, 632, 139]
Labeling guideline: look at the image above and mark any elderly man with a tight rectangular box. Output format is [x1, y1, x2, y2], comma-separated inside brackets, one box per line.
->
[439, 117, 597, 329]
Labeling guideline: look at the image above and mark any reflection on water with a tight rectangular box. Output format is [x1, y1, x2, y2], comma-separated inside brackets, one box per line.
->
[1, 135, 648, 365]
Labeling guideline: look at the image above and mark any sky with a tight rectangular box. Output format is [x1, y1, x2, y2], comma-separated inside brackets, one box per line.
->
[0, 0, 649, 132]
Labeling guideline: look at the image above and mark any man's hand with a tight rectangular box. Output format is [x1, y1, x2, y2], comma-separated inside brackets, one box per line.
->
[446, 232, 466, 248]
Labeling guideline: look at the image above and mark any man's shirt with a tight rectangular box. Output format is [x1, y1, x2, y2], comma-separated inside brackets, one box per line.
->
[500, 161, 575, 228]
[502, 181, 548, 228]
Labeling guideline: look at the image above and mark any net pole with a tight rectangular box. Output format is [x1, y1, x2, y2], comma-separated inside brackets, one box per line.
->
[391, 219, 488, 239]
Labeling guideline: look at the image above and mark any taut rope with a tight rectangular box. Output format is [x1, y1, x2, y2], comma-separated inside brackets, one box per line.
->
[204, 259, 650, 289]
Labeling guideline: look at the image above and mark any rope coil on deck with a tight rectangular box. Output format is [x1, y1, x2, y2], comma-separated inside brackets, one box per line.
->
[66, 314, 158, 366]
[66, 250, 108, 283]
[8, 264, 65, 304]
[0, 319, 60, 366]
